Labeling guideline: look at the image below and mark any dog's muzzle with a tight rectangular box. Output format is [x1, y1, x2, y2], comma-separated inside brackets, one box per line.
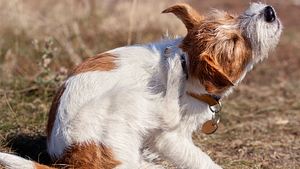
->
[264, 6, 276, 22]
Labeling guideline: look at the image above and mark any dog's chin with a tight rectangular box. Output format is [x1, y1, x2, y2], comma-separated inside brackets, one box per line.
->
[240, 19, 282, 65]
[238, 3, 282, 63]
[266, 17, 282, 39]
[274, 19, 283, 38]
[258, 19, 282, 60]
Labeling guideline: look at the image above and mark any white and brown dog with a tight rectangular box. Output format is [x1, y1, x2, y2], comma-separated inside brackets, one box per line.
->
[0, 2, 282, 169]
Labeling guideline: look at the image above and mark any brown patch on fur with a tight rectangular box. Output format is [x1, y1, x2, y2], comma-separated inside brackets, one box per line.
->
[35, 163, 57, 169]
[55, 142, 120, 169]
[71, 53, 117, 75]
[46, 85, 65, 138]
[46, 53, 116, 138]
[164, 3, 252, 94]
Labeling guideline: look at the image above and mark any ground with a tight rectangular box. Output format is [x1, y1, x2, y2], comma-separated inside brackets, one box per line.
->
[0, 0, 299, 169]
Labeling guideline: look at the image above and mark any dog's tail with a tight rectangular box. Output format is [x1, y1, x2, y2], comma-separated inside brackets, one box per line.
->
[0, 152, 56, 169]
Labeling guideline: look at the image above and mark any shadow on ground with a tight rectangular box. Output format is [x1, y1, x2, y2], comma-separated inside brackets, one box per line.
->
[5, 134, 51, 165]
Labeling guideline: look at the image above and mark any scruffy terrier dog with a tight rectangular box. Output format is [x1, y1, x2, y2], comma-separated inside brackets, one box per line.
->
[0, 2, 281, 169]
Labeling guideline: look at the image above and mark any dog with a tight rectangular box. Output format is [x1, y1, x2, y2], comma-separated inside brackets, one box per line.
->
[0, 2, 282, 169]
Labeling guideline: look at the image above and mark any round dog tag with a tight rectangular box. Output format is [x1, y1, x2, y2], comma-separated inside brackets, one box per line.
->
[201, 120, 218, 134]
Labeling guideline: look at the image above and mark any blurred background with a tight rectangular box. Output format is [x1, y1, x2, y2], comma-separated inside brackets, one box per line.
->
[0, 0, 299, 169]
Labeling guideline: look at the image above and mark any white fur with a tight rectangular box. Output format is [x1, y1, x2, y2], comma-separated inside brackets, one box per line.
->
[0, 153, 34, 169]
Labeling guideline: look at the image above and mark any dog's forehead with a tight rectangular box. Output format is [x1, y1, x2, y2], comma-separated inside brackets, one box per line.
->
[245, 3, 268, 15]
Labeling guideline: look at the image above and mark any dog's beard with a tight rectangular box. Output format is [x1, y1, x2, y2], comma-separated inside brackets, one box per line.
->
[239, 3, 282, 64]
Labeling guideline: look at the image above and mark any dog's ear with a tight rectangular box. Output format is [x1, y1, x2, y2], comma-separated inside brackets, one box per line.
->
[162, 3, 203, 30]
[194, 54, 234, 93]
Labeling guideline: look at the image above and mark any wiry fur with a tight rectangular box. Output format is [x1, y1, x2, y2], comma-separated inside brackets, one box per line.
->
[0, 2, 282, 169]
[239, 2, 282, 64]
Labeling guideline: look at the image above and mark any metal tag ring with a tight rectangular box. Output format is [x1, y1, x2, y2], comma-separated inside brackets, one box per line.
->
[209, 102, 222, 113]
[212, 113, 220, 124]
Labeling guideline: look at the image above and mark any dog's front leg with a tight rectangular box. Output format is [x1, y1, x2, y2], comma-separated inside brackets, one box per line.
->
[154, 130, 222, 169]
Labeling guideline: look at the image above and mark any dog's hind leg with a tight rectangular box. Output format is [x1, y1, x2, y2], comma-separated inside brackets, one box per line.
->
[161, 47, 186, 129]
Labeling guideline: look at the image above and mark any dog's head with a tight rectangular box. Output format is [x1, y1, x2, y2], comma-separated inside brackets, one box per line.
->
[163, 3, 282, 94]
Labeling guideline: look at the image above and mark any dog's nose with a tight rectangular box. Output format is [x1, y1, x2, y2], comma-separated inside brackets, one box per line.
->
[264, 6, 276, 22]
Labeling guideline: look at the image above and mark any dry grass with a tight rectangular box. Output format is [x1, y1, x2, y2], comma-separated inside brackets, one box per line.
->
[0, 0, 299, 169]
